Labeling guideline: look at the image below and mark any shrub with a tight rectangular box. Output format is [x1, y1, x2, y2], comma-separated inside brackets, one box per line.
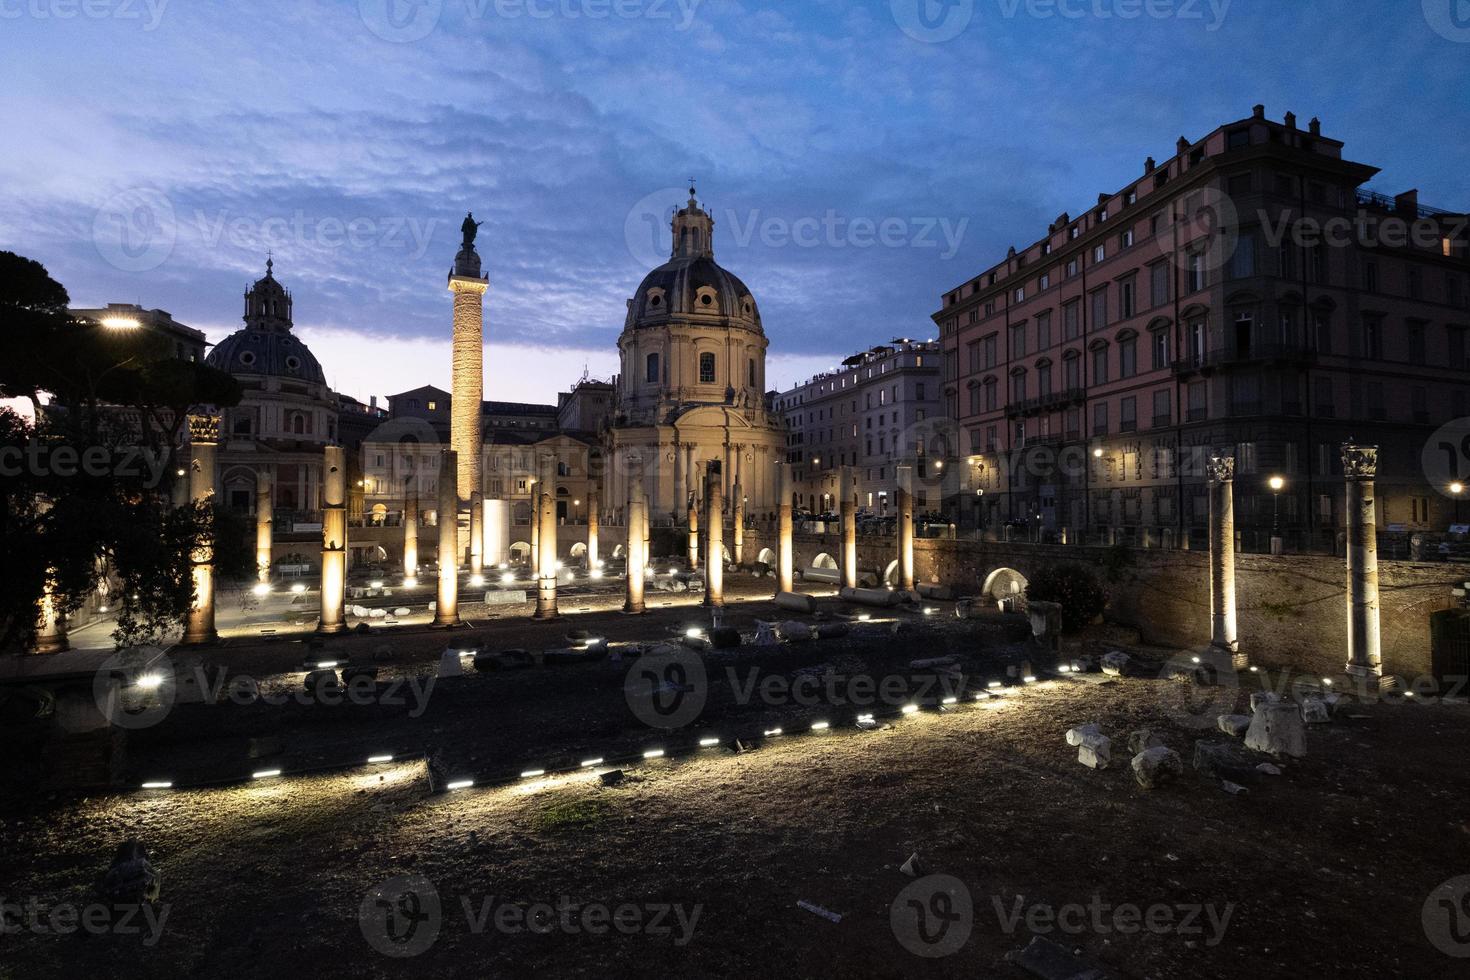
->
[1025, 562, 1106, 633]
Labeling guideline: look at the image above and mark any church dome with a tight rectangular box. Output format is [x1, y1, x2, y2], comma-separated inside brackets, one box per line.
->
[205, 258, 326, 384]
[627, 188, 762, 331]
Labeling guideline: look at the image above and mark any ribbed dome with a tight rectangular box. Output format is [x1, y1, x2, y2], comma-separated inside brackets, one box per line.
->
[206, 328, 326, 384]
[629, 255, 762, 328]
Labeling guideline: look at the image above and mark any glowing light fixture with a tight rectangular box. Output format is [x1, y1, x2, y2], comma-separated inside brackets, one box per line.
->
[252, 583, 271, 596]
[699, 737, 720, 747]
[763, 727, 783, 737]
[290, 583, 306, 594]
[580, 758, 604, 768]
[901, 704, 919, 715]
[315, 660, 338, 669]
[519, 769, 545, 779]
[252, 769, 282, 780]
[469, 574, 484, 587]
[403, 577, 418, 588]
[941, 696, 957, 705]
[685, 627, 704, 638]
[986, 680, 1002, 689]
[1022, 675, 1038, 684]
[141, 781, 173, 790]
[367, 755, 393, 764]
[446, 779, 474, 790]
[811, 721, 831, 731]
[101, 315, 140, 329]
[370, 580, 384, 589]
[135, 672, 164, 691]
[643, 749, 665, 759]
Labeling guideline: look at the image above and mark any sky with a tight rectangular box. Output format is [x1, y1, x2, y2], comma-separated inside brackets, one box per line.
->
[3, 0, 1469, 405]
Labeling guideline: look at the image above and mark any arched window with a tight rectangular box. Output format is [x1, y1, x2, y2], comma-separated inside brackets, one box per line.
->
[748, 358, 756, 388]
[646, 352, 660, 383]
[699, 352, 716, 383]
[290, 412, 307, 435]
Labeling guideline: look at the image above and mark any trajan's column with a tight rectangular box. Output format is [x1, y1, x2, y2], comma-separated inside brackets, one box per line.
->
[449, 213, 488, 574]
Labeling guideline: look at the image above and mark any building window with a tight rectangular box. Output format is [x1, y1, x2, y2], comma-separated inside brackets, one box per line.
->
[1152, 389, 1171, 427]
[1187, 252, 1206, 293]
[646, 352, 660, 383]
[1230, 234, 1256, 279]
[1119, 337, 1137, 378]
[1120, 396, 1136, 432]
[1361, 318, 1383, 360]
[1120, 279, 1136, 319]
[1091, 346, 1109, 384]
[1039, 272, 1051, 290]
[1010, 323, 1027, 359]
[1151, 331, 1169, 369]
[748, 358, 756, 387]
[1093, 244, 1106, 264]
[1150, 262, 1169, 308]
[699, 352, 716, 383]
[1120, 228, 1135, 249]
[1036, 311, 1052, 350]
[1092, 402, 1108, 436]
[1063, 301, 1080, 340]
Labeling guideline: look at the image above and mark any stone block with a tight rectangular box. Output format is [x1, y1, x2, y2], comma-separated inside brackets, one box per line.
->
[1131, 746, 1183, 789]
[1245, 702, 1307, 758]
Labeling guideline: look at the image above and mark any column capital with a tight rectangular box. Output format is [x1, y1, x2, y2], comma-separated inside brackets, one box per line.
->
[1341, 443, 1378, 481]
[187, 413, 220, 445]
[1206, 455, 1234, 483]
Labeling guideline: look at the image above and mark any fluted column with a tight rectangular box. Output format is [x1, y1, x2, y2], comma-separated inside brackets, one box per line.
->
[535, 453, 559, 620]
[255, 469, 273, 584]
[184, 414, 219, 645]
[704, 460, 724, 607]
[587, 485, 600, 569]
[624, 463, 646, 614]
[317, 445, 348, 634]
[687, 490, 700, 568]
[732, 480, 745, 565]
[1343, 444, 1382, 680]
[1206, 455, 1240, 664]
[897, 464, 915, 592]
[840, 465, 857, 589]
[530, 483, 541, 576]
[777, 461, 794, 594]
[673, 445, 686, 522]
[469, 489, 483, 576]
[434, 449, 461, 627]
[403, 484, 419, 579]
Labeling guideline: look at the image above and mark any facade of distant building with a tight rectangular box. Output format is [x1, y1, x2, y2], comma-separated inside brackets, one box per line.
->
[69, 303, 207, 363]
[774, 339, 944, 514]
[608, 188, 785, 523]
[935, 107, 1469, 547]
[557, 379, 615, 434]
[205, 259, 339, 517]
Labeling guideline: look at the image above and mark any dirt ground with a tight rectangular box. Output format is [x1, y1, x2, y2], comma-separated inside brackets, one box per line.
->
[2, 574, 1468, 979]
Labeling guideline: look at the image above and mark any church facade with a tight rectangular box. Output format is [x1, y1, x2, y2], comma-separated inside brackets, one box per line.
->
[607, 189, 785, 524]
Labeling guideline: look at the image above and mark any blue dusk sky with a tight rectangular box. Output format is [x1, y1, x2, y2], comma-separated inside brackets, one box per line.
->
[2, 0, 1467, 404]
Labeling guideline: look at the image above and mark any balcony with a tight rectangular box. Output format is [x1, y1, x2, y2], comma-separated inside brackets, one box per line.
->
[1172, 343, 1318, 376]
[1004, 387, 1086, 418]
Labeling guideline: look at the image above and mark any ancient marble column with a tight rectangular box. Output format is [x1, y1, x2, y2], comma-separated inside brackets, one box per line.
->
[448, 225, 488, 574]
[34, 572, 68, 654]
[485, 497, 509, 568]
[1342, 444, 1382, 680]
[184, 414, 219, 645]
[687, 491, 700, 568]
[625, 473, 647, 614]
[530, 483, 541, 576]
[673, 446, 686, 523]
[840, 465, 857, 590]
[1206, 455, 1241, 666]
[777, 461, 794, 594]
[469, 490, 483, 577]
[317, 444, 348, 635]
[403, 484, 419, 580]
[897, 464, 915, 592]
[704, 460, 724, 607]
[535, 453, 559, 620]
[732, 479, 745, 565]
[255, 470, 273, 585]
[434, 449, 461, 627]
[587, 484, 600, 570]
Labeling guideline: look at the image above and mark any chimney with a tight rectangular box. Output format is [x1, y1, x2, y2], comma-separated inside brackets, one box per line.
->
[1144, 156, 1156, 174]
[1284, 111, 1297, 130]
[1394, 189, 1420, 217]
[370, 395, 377, 409]
[1176, 136, 1189, 154]
[1309, 117, 1321, 136]
[1252, 104, 1266, 120]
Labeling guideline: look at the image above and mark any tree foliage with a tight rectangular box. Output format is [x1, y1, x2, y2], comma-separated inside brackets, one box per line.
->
[1025, 561, 1107, 633]
[0, 253, 244, 650]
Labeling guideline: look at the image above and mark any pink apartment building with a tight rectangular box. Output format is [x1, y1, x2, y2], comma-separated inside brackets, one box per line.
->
[935, 105, 1470, 551]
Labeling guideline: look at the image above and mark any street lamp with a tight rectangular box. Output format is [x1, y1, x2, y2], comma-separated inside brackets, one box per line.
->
[1451, 481, 1464, 523]
[1268, 475, 1285, 554]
